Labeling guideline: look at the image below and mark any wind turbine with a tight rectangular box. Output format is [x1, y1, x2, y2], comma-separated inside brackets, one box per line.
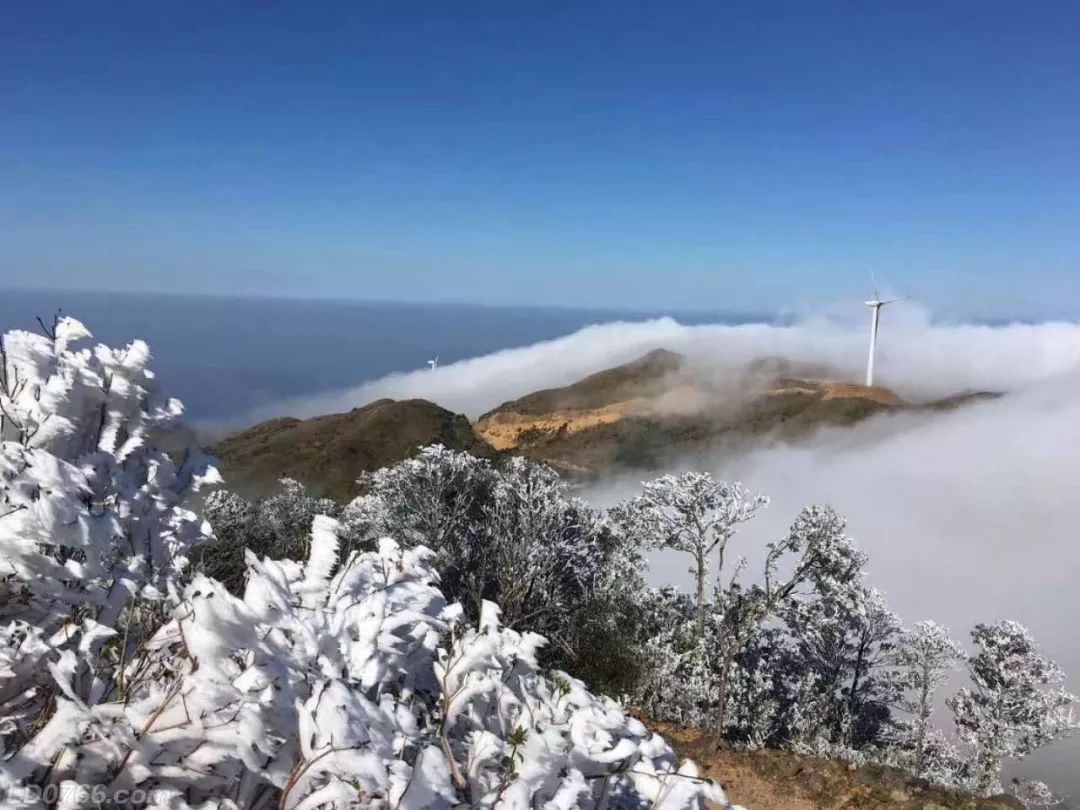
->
[427, 356, 439, 371]
[864, 278, 900, 387]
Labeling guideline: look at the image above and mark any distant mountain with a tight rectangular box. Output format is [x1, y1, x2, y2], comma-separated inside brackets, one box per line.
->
[213, 398, 492, 500]
[213, 351, 1000, 499]
[480, 348, 687, 418]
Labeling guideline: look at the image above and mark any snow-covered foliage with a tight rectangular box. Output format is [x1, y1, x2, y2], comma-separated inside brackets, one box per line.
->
[611, 473, 767, 639]
[4, 314, 1076, 807]
[893, 620, 965, 778]
[350, 444, 489, 552]
[4, 519, 728, 809]
[1011, 779, 1064, 809]
[0, 316, 218, 762]
[620, 494, 901, 754]
[0, 319, 728, 809]
[948, 621, 1080, 796]
[614, 474, 1078, 803]
[203, 450, 641, 684]
[198, 479, 343, 592]
[342, 447, 629, 664]
[779, 565, 902, 752]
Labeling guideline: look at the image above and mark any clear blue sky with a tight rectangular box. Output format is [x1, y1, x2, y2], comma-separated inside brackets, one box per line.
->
[2, 1, 1077, 317]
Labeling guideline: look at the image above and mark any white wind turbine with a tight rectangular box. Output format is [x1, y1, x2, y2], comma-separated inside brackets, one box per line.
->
[864, 277, 901, 387]
[427, 355, 439, 371]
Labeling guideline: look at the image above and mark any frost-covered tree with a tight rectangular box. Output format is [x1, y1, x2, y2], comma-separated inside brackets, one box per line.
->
[893, 620, 965, 778]
[782, 581, 902, 752]
[723, 627, 829, 750]
[611, 473, 767, 639]
[948, 621, 1080, 796]
[343, 448, 631, 667]
[630, 502, 903, 751]
[467, 456, 612, 647]
[631, 588, 699, 725]
[0, 315, 218, 757]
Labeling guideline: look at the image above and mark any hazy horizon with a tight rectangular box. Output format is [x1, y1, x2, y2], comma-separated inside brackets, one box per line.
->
[4, 286, 1065, 426]
[0, 287, 769, 422]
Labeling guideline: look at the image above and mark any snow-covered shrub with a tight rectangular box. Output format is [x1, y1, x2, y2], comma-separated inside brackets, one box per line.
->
[3, 518, 731, 809]
[1010, 779, 1064, 809]
[202, 448, 642, 687]
[350, 444, 492, 553]
[729, 506, 903, 753]
[197, 479, 343, 592]
[780, 576, 902, 752]
[456, 456, 614, 650]
[723, 628, 829, 751]
[0, 316, 218, 758]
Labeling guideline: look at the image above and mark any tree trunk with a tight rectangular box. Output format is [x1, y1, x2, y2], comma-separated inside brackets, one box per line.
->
[914, 678, 930, 777]
[694, 549, 706, 640]
[845, 636, 869, 745]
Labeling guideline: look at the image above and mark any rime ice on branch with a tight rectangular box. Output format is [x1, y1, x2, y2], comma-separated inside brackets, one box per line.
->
[0, 316, 219, 757]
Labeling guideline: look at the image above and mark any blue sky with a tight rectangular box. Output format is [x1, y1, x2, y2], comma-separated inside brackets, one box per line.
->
[2, 1, 1078, 317]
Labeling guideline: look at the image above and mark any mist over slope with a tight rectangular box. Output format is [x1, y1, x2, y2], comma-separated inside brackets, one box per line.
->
[229, 303, 1080, 427]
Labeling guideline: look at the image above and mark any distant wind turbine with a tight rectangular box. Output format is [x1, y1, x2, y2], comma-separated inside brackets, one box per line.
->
[427, 356, 439, 371]
[864, 277, 901, 387]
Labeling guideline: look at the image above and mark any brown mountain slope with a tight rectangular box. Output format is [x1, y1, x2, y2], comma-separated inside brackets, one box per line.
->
[475, 351, 997, 477]
[477, 348, 696, 454]
[478, 383, 904, 476]
[480, 348, 686, 419]
[213, 398, 492, 500]
[213, 351, 1001, 499]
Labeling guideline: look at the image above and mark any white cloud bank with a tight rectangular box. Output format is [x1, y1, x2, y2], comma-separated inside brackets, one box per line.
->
[232, 301, 1080, 424]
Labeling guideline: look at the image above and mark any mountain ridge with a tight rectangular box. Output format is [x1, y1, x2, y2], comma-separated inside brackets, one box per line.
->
[213, 350, 1001, 498]
[212, 397, 492, 500]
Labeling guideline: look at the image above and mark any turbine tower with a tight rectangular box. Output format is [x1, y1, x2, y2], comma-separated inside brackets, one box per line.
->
[427, 356, 439, 371]
[864, 285, 899, 387]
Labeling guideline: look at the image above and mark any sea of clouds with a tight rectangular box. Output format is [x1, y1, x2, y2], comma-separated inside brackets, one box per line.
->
[239, 303, 1080, 798]
[237, 302, 1080, 419]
